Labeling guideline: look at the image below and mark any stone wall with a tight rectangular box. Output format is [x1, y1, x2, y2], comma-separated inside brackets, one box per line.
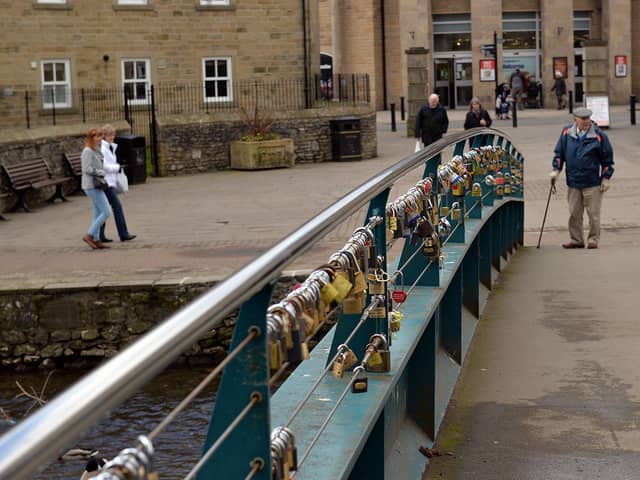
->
[0, 108, 376, 212]
[0, 275, 304, 371]
[156, 107, 377, 175]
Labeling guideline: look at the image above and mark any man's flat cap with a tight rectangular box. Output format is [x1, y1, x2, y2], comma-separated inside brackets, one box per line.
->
[573, 107, 592, 118]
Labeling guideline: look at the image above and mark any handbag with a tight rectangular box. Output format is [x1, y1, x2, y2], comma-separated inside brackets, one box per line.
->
[115, 170, 129, 194]
[93, 175, 108, 191]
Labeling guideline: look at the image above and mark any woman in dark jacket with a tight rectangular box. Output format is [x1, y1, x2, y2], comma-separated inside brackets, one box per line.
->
[464, 97, 492, 130]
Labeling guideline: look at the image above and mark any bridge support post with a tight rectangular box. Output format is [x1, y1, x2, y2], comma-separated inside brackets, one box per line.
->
[441, 269, 462, 364]
[479, 224, 492, 289]
[408, 312, 437, 440]
[198, 283, 274, 480]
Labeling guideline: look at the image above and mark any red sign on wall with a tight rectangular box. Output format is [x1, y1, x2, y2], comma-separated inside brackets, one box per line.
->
[480, 59, 495, 82]
[615, 55, 628, 77]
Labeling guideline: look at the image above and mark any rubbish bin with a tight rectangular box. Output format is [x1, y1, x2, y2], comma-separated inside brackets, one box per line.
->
[115, 134, 147, 184]
[330, 117, 361, 161]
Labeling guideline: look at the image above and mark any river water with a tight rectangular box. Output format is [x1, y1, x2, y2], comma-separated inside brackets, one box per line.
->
[0, 367, 219, 480]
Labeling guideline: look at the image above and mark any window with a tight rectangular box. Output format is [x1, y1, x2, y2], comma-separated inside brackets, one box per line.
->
[36, 0, 66, 3]
[432, 14, 471, 52]
[502, 12, 540, 50]
[117, 0, 147, 4]
[122, 59, 150, 104]
[200, 0, 230, 5]
[203, 57, 232, 102]
[573, 11, 591, 48]
[41, 60, 71, 108]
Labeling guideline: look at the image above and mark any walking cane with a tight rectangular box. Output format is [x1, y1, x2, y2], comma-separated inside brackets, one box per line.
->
[537, 181, 556, 248]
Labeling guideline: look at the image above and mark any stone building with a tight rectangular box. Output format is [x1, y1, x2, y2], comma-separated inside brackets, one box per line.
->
[320, 0, 636, 111]
[0, 0, 321, 125]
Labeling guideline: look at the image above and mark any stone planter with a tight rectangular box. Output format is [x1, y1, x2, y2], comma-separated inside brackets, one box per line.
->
[230, 138, 295, 170]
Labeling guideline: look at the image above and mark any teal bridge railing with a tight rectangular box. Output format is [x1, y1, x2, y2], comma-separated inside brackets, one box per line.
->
[0, 127, 524, 480]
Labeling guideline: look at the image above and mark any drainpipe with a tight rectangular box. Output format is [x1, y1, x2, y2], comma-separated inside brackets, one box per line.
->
[380, 0, 388, 110]
[302, 0, 310, 108]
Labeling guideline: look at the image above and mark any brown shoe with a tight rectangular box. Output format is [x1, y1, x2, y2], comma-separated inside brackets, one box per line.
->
[587, 241, 598, 249]
[562, 242, 585, 249]
[82, 234, 98, 250]
[94, 241, 110, 249]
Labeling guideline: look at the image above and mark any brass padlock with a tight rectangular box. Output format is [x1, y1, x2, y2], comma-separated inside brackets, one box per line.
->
[471, 182, 482, 197]
[351, 366, 368, 393]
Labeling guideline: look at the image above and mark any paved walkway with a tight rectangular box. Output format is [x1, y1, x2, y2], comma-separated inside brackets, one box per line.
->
[1, 105, 637, 290]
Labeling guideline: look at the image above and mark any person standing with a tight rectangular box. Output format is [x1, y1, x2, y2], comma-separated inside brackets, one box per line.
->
[81, 128, 111, 250]
[510, 68, 524, 110]
[99, 124, 136, 243]
[464, 97, 492, 130]
[414, 93, 449, 147]
[551, 71, 567, 110]
[549, 108, 614, 249]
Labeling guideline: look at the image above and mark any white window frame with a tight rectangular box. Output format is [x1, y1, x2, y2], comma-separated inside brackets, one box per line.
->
[122, 58, 151, 105]
[200, 0, 229, 5]
[117, 0, 147, 4]
[36, 0, 66, 3]
[202, 57, 233, 103]
[41, 59, 71, 109]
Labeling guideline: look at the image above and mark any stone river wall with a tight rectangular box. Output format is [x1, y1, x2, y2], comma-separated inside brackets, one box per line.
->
[0, 275, 304, 371]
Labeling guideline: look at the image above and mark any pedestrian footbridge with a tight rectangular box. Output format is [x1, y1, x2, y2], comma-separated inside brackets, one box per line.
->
[4, 126, 627, 480]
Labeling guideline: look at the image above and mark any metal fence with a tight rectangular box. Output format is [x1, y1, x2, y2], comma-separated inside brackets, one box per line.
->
[0, 75, 370, 131]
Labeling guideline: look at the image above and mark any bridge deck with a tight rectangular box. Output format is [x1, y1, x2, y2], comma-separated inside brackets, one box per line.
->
[423, 243, 640, 479]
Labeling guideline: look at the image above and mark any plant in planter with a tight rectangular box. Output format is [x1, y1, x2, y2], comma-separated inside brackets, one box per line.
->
[230, 106, 295, 170]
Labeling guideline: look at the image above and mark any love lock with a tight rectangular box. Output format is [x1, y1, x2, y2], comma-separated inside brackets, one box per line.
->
[365, 333, 390, 372]
[471, 182, 482, 197]
[450, 201, 462, 221]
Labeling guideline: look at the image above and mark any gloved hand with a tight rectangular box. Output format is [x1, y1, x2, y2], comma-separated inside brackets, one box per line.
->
[549, 170, 559, 185]
[415, 140, 422, 153]
[600, 178, 610, 193]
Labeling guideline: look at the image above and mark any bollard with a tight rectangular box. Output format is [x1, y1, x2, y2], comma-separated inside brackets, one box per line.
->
[400, 96, 405, 121]
[631, 95, 637, 125]
[390, 103, 397, 132]
[568, 91, 573, 114]
[512, 99, 517, 128]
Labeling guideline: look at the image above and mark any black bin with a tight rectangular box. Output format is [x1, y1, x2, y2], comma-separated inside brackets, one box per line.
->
[330, 117, 361, 161]
[115, 134, 147, 184]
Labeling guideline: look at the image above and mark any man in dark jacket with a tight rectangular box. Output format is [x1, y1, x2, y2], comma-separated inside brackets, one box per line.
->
[549, 107, 614, 249]
[415, 94, 449, 147]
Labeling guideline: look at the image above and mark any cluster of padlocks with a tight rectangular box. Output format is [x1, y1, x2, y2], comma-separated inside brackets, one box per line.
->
[270, 426, 298, 480]
[266, 222, 381, 373]
[94, 436, 157, 480]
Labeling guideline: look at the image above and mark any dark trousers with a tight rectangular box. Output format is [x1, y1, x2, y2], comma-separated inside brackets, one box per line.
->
[100, 186, 130, 241]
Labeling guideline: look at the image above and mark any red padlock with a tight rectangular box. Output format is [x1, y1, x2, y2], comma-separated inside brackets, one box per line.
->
[391, 290, 407, 303]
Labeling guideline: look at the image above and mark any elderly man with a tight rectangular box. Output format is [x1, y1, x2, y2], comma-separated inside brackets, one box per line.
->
[415, 93, 449, 147]
[549, 107, 614, 249]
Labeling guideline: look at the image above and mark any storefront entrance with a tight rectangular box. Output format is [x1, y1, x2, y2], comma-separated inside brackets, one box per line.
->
[434, 57, 473, 109]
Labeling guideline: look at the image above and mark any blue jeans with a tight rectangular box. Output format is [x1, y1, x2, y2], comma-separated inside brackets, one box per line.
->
[99, 186, 130, 240]
[85, 188, 111, 240]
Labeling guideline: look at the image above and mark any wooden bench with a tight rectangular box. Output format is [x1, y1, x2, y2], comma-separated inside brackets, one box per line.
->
[63, 152, 83, 194]
[1, 157, 71, 212]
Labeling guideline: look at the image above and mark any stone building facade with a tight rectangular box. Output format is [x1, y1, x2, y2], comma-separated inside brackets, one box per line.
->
[320, 0, 637, 111]
[1, 0, 320, 91]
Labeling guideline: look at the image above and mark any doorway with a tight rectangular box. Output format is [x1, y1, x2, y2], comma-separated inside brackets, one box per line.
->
[434, 57, 473, 109]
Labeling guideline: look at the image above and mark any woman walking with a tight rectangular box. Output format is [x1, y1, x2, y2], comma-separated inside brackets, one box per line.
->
[81, 128, 111, 250]
[464, 97, 493, 130]
[99, 124, 136, 243]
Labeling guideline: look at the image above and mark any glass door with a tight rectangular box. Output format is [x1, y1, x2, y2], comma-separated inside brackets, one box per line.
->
[574, 50, 584, 104]
[454, 58, 473, 108]
[434, 59, 454, 109]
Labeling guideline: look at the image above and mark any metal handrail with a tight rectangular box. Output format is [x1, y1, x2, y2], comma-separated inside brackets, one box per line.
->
[0, 127, 508, 479]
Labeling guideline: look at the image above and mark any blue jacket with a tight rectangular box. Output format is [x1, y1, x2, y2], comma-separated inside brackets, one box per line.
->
[552, 123, 614, 188]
